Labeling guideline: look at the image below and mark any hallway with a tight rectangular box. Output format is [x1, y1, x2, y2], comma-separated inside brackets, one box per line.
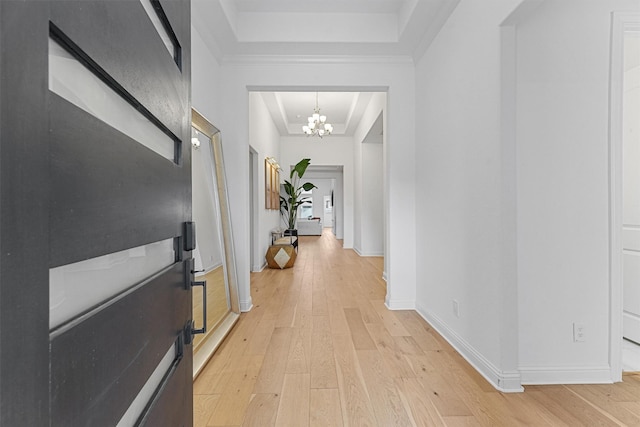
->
[194, 230, 640, 426]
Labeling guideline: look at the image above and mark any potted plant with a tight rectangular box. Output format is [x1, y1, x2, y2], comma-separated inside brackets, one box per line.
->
[280, 158, 317, 239]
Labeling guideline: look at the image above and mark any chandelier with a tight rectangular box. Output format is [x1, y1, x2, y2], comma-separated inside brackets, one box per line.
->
[302, 92, 333, 138]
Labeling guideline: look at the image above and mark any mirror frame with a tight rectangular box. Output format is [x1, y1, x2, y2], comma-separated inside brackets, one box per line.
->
[191, 108, 240, 377]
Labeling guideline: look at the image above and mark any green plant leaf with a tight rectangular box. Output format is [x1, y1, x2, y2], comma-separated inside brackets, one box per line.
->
[301, 182, 317, 191]
[291, 158, 311, 179]
[280, 158, 315, 230]
[283, 181, 295, 196]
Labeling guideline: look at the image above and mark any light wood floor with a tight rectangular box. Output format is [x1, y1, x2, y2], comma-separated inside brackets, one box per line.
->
[193, 229, 640, 426]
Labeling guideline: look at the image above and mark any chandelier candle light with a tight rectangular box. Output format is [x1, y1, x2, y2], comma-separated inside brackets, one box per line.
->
[302, 92, 333, 138]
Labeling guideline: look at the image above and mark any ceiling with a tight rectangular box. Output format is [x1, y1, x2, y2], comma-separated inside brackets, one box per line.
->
[191, 0, 459, 137]
[191, 0, 459, 62]
[259, 91, 377, 137]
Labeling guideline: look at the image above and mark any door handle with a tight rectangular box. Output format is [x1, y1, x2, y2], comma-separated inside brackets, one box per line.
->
[191, 280, 207, 336]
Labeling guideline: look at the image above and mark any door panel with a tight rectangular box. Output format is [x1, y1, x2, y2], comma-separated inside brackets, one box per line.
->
[0, 2, 50, 425]
[1, 1, 192, 425]
[49, 94, 186, 267]
[138, 358, 191, 426]
[49, 2, 188, 138]
[50, 262, 189, 426]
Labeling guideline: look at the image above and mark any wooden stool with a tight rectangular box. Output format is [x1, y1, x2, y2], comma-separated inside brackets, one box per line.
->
[265, 244, 296, 269]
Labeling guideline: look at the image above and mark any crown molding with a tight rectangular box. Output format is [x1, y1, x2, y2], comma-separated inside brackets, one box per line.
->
[221, 54, 415, 66]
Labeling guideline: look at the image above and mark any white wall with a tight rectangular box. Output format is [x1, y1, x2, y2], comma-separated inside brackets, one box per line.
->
[248, 93, 281, 271]
[280, 137, 353, 244]
[353, 94, 388, 269]
[191, 26, 220, 129]
[354, 131, 363, 251]
[360, 142, 384, 256]
[415, 0, 640, 391]
[414, 0, 523, 391]
[192, 24, 258, 309]
[516, 0, 640, 384]
[216, 61, 416, 313]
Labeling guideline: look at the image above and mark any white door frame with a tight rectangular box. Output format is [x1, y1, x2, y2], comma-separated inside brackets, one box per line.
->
[249, 146, 261, 272]
[609, 11, 640, 383]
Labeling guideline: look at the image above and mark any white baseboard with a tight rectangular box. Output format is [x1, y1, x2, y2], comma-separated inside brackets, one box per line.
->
[362, 252, 384, 257]
[240, 297, 253, 312]
[382, 271, 387, 282]
[384, 296, 416, 310]
[353, 246, 384, 257]
[519, 366, 613, 385]
[415, 303, 524, 393]
[251, 262, 266, 273]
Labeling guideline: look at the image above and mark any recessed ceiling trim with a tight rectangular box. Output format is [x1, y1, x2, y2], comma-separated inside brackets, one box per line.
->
[224, 54, 414, 66]
[192, 0, 459, 63]
[247, 86, 389, 92]
[236, 12, 398, 43]
[234, 0, 403, 14]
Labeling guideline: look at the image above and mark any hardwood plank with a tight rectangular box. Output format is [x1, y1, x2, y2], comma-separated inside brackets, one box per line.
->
[343, 308, 377, 350]
[312, 315, 332, 333]
[309, 389, 343, 427]
[196, 230, 640, 427]
[356, 349, 412, 426]
[246, 317, 276, 356]
[286, 327, 312, 374]
[495, 393, 570, 426]
[194, 394, 220, 427]
[293, 307, 314, 330]
[355, 298, 382, 325]
[327, 302, 350, 335]
[206, 355, 264, 426]
[393, 311, 444, 352]
[368, 300, 410, 336]
[393, 335, 424, 355]
[195, 313, 264, 395]
[274, 275, 299, 328]
[365, 322, 416, 378]
[406, 353, 473, 417]
[312, 289, 329, 316]
[194, 372, 233, 396]
[310, 329, 339, 389]
[566, 383, 640, 425]
[332, 334, 377, 426]
[620, 401, 640, 418]
[394, 377, 445, 427]
[441, 415, 483, 426]
[254, 327, 294, 394]
[275, 373, 310, 427]
[241, 394, 280, 427]
[527, 386, 620, 427]
[298, 268, 314, 312]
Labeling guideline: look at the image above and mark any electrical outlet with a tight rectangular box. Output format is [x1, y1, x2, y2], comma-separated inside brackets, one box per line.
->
[573, 323, 585, 342]
[452, 300, 459, 318]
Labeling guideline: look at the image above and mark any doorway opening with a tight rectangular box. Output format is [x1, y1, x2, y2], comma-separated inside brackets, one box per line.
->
[247, 88, 388, 277]
[621, 25, 640, 372]
[609, 12, 640, 378]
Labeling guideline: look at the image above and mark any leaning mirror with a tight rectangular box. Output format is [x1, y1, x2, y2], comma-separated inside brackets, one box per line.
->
[191, 108, 240, 377]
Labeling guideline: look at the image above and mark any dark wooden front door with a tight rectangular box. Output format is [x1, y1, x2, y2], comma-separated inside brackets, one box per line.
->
[0, 1, 193, 425]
